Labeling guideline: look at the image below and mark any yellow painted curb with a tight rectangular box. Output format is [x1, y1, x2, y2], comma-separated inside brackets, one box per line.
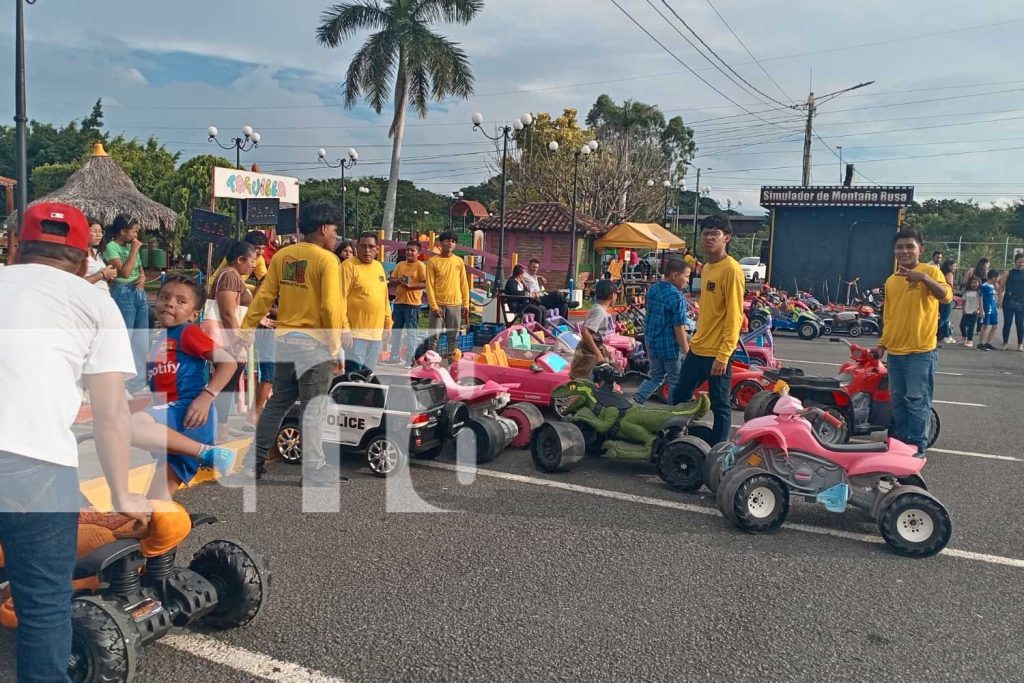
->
[80, 437, 262, 509]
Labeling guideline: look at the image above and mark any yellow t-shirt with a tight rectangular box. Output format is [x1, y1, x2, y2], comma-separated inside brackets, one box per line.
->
[391, 260, 427, 307]
[880, 263, 952, 355]
[425, 254, 470, 309]
[242, 242, 343, 356]
[340, 259, 393, 341]
[690, 256, 746, 363]
[209, 254, 267, 294]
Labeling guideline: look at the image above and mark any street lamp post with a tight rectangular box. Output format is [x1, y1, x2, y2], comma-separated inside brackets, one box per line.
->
[317, 147, 358, 240]
[674, 179, 686, 234]
[687, 166, 712, 257]
[208, 125, 262, 238]
[471, 111, 533, 287]
[662, 179, 672, 221]
[356, 186, 370, 231]
[549, 138, 598, 293]
[13, 0, 35, 231]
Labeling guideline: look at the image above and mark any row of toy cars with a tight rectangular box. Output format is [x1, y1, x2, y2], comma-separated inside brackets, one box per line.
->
[746, 288, 883, 339]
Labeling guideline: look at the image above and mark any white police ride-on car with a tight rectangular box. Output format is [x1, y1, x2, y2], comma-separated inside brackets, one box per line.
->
[274, 370, 467, 477]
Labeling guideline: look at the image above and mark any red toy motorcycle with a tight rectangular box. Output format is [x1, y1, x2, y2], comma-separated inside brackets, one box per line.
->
[745, 338, 940, 448]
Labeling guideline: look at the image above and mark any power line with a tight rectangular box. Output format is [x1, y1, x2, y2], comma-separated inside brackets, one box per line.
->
[656, 0, 795, 110]
[702, 0, 794, 103]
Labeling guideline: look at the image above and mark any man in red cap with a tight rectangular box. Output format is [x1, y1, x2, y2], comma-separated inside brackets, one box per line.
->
[0, 202, 149, 683]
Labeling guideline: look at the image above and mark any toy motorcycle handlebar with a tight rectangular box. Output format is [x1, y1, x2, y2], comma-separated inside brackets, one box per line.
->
[592, 363, 649, 386]
[807, 407, 843, 428]
[829, 337, 879, 361]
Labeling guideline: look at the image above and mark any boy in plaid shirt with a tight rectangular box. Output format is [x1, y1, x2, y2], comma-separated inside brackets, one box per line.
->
[633, 259, 692, 403]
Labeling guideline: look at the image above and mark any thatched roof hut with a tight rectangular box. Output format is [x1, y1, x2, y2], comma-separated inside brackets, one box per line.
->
[7, 143, 178, 232]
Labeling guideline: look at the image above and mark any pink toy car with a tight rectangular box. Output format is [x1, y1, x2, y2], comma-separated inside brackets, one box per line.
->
[410, 351, 543, 453]
[704, 389, 951, 558]
[450, 350, 572, 410]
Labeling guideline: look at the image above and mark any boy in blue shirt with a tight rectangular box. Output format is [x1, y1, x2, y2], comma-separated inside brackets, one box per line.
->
[634, 259, 692, 403]
[130, 275, 238, 498]
[978, 268, 1000, 350]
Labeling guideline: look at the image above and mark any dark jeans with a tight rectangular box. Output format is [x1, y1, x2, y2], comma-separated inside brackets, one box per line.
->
[888, 350, 937, 454]
[671, 352, 733, 445]
[0, 451, 80, 683]
[1002, 302, 1024, 345]
[391, 304, 420, 363]
[252, 335, 333, 470]
[959, 313, 978, 341]
[109, 283, 149, 392]
[937, 302, 953, 340]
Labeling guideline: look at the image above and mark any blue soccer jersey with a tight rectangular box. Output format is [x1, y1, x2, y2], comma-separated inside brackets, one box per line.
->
[147, 324, 216, 403]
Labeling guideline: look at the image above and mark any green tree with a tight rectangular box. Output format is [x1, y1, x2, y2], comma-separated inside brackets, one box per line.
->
[106, 135, 179, 200]
[30, 162, 79, 197]
[316, 0, 481, 240]
[163, 154, 235, 255]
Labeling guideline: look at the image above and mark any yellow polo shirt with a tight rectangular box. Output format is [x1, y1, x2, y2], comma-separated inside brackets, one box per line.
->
[425, 254, 470, 310]
[392, 260, 427, 307]
[340, 258, 393, 341]
[880, 263, 952, 355]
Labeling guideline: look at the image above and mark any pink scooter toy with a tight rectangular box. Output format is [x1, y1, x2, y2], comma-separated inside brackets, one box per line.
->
[704, 385, 951, 558]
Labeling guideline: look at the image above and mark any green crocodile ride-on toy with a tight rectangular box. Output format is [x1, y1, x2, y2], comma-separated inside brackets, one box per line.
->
[531, 364, 712, 492]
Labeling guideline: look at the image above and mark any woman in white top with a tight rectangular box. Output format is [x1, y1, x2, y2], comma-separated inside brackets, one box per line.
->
[82, 217, 117, 290]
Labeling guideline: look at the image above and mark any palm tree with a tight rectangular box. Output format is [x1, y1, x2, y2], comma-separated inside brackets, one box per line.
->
[317, 0, 481, 239]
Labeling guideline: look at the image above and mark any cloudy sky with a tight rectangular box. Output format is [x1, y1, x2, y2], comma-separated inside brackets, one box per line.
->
[2, 0, 1023, 212]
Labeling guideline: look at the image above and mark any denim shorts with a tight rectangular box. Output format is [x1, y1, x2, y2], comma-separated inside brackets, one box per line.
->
[255, 328, 276, 383]
[983, 310, 999, 326]
[145, 401, 216, 484]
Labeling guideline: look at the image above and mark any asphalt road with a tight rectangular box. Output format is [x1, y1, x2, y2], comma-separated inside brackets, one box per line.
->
[2, 330, 1023, 682]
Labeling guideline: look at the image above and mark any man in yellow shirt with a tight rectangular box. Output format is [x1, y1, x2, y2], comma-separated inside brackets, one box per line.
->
[387, 241, 427, 365]
[339, 232, 393, 371]
[241, 203, 345, 484]
[671, 216, 745, 445]
[875, 226, 952, 455]
[425, 231, 470, 360]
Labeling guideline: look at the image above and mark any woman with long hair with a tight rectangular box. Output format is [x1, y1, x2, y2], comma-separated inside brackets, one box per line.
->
[207, 239, 257, 442]
[103, 214, 148, 392]
[335, 239, 354, 262]
[83, 216, 117, 290]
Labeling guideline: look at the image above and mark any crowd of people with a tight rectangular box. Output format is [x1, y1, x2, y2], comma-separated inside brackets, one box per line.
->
[930, 249, 1024, 351]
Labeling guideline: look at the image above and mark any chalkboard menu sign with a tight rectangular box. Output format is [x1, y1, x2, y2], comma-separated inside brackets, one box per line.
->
[186, 209, 232, 269]
[244, 198, 280, 226]
[277, 207, 298, 235]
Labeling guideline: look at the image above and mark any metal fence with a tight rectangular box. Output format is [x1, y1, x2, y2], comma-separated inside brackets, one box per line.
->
[925, 238, 1024, 271]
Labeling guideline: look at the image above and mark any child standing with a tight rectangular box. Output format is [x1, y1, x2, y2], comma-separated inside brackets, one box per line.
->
[960, 276, 981, 348]
[130, 275, 238, 499]
[570, 279, 617, 380]
[978, 269, 1000, 351]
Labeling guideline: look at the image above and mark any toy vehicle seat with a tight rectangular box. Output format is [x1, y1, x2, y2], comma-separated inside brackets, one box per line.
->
[0, 501, 193, 628]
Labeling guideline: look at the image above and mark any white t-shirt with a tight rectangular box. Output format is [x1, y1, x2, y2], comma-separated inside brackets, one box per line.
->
[963, 290, 981, 315]
[583, 303, 611, 339]
[522, 272, 542, 296]
[0, 264, 135, 467]
[85, 250, 109, 291]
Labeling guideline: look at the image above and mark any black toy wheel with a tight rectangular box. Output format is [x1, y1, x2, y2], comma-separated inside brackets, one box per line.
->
[365, 435, 408, 477]
[275, 421, 302, 464]
[703, 442, 734, 495]
[877, 488, 952, 558]
[68, 596, 144, 683]
[716, 467, 748, 524]
[439, 401, 469, 438]
[501, 402, 544, 449]
[849, 325, 862, 338]
[190, 540, 270, 629]
[798, 321, 819, 340]
[743, 390, 779, 423]
[730, 471, 790, 534]
[530, 422, 585, 473]
[465, 418, 506, 464]
[731, 380, 763, 410]
[807, 404, 849, 444]
[821, 324, 833, 336]
[657, 436, 709, 492]
[748, 315, 768, 332]
[927, 408, 940, 449]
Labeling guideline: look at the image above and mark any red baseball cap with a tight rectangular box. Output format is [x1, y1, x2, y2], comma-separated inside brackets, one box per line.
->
[20, 202, 90, 251]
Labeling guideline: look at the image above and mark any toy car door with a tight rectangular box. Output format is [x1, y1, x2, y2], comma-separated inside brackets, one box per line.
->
[328, 383, 386, 446]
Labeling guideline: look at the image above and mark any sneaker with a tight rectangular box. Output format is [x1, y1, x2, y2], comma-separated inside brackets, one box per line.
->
[305, 465, 350, 486]
[1018, 344, 1024, 352]
[941, 337, 957, 344]
[963, 341, 973, 348]
[199, 446, 237, 475]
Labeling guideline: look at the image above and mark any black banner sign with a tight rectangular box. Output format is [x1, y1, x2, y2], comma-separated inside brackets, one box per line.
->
[760, 186, 914, 207]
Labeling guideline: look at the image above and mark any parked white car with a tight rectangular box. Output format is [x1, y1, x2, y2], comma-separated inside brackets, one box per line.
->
[739, 256, 766, 282]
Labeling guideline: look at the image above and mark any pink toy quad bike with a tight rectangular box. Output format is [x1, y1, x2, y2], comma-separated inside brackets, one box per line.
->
[704, 386, 952, 558]
[410, 351, 544, 460]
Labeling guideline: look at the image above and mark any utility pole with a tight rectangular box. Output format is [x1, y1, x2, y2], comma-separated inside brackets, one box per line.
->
[801, 92, 815, 186]
[14, 0, 30, 225]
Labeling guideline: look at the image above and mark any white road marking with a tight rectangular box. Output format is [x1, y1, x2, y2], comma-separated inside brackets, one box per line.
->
[161, 633, 349, 683]
[776, 358, 962, 376]
[933, 400, 987, 407]
[415, 461, 1024, 569]
[929, 447, 1022, 463]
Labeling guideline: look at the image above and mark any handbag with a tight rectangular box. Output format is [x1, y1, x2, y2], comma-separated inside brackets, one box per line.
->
[202, 271, 248, 353]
